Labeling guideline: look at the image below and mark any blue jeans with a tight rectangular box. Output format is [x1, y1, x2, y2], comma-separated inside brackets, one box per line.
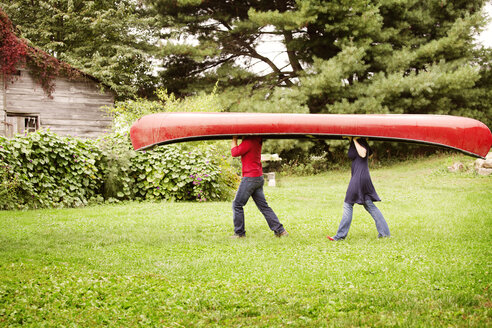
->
[334, 200, 390, 240]
[232, 176, 285, 236]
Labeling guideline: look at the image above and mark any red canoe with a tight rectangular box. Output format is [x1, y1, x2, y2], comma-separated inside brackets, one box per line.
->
[129, 112, 492, 158]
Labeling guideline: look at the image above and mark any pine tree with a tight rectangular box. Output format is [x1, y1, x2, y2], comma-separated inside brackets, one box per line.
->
[148, 0, 491, 127]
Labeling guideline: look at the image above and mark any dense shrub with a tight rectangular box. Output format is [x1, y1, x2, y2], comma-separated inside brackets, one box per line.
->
[0, 130, 102, 209]
[100, 85, 238, 202]
[96, 132, 136, 202]
[131, 144, 236, 202]
[0, 130, 238, 210]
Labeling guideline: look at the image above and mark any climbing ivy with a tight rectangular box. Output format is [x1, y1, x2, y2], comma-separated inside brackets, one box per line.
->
[0, 130, 238, 210]
[0, 8, 81, 96]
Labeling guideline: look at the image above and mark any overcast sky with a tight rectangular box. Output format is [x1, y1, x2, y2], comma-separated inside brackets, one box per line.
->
[478, 1, 492, 47]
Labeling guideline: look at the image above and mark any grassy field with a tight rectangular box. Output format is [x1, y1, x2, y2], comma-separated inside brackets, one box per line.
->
[0, 154, 490, 327]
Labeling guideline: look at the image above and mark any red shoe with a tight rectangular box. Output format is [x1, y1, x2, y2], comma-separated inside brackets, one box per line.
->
[326, 235, 335, 241]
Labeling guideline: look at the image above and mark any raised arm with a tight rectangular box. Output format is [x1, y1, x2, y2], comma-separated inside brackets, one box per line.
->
[353, 137, 367, 158]
[231, 136, 251, 157]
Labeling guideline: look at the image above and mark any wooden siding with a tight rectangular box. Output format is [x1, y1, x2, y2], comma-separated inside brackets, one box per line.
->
[1, 69, 114, 138]
[0, 74, 6, 136]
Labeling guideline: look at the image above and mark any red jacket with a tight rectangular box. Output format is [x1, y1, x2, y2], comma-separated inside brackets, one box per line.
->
[231, 137, 263, 177]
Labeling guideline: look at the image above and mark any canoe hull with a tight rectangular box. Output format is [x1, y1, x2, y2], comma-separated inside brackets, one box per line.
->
[130, 113, 492, 158]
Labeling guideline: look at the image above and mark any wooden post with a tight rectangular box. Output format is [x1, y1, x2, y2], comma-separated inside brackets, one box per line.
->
[266, 172, 276, 187]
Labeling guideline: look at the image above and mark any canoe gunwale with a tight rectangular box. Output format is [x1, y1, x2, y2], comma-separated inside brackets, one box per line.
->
[135, 133, 486, 159]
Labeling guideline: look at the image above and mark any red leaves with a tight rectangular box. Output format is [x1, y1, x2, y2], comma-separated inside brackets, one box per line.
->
[0, 9, 27, 80]
[0, 8, 80, 96]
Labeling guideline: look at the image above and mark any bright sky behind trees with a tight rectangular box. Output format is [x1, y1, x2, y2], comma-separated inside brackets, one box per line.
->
[477, 1, 492, 47]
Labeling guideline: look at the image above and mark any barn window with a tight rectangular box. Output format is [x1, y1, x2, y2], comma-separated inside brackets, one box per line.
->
[5, 114, 40, 138]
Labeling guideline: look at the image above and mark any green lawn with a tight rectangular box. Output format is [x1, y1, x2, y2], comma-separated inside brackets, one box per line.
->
[0, 154, 490, 327]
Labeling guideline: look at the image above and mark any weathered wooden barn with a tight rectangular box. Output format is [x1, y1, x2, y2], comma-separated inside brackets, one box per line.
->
[0, 68, 114, 138]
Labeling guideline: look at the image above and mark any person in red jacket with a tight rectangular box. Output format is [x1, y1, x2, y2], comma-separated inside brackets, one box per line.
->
[230, 136, 288, 238]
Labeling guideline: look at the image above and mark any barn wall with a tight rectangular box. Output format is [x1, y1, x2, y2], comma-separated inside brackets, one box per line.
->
[3, 69, 114, 138]
[0, 74, 6, 137]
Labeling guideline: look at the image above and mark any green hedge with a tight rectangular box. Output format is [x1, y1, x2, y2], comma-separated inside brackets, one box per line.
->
[0, 130, 238, 210]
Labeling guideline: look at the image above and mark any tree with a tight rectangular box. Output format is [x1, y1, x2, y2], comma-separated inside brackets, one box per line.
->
[147, 0, 491, 127]
[1, 8, 84, 96]
[1, 0, 162, 98]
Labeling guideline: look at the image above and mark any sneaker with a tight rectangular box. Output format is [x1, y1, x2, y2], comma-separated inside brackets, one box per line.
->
[230, 234, 246, 239]
[276, 230, 289, 237]
[326, 235, 335, 241]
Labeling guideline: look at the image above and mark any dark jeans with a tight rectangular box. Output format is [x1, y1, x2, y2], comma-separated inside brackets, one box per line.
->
[232, 176, 285, 236]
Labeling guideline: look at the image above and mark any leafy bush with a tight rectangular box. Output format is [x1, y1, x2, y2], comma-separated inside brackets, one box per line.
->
[96, 132, 136, 201]
[0, 131, 102, 209]
[0, 86, 240, 210]
[0, 130, 238, 210]
[99, 85, 238, 202]
[0, 163, 22, 210]
[131, 143, 238, 202]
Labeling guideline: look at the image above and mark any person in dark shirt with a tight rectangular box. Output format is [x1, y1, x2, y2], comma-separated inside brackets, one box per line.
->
[327, 137, 390, 241]
[230, 136, 288, 238]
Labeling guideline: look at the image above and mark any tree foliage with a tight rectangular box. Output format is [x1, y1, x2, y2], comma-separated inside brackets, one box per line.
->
[147, 0, 491, 127]
[0, 8, 83, 96]
[2, 0, 490, 126]
[1, 0, 162, 98]
[108, 84, 221, 132]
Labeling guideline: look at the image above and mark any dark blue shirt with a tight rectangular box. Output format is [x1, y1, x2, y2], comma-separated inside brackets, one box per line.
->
[344, 139, 381, 204]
